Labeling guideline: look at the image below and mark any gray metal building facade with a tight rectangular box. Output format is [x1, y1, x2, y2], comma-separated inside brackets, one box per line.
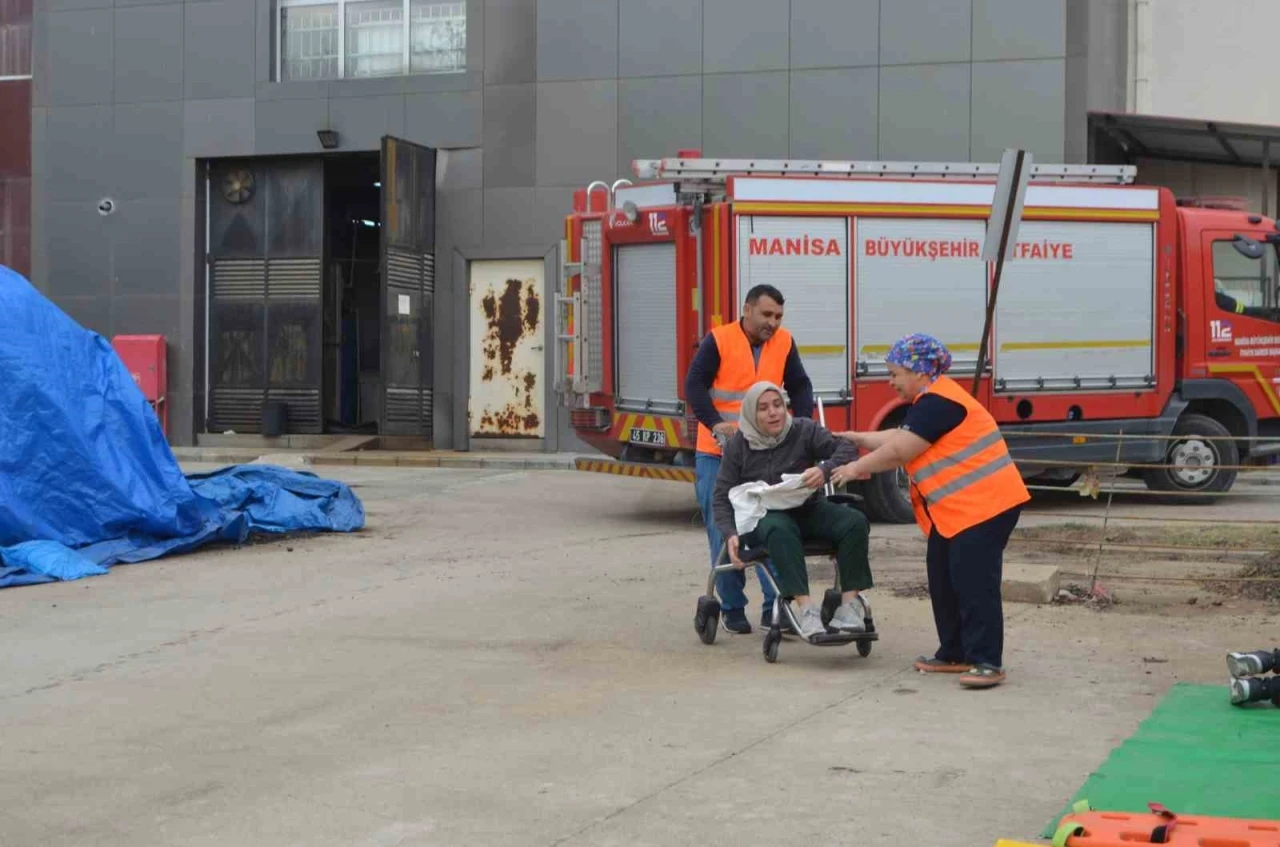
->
[28, 0, 1127, 449]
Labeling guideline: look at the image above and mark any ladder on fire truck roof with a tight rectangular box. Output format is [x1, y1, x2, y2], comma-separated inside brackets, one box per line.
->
[632, 157, 1137, 186]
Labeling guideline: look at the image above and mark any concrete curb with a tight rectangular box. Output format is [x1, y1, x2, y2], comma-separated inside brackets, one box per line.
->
[311, 452, 578, 471]
[172, 447, 579, 472]
[1001, 563, 1062, 605]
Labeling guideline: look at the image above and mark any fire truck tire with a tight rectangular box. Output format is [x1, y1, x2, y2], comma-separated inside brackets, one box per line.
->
[1141, 413, 1238, 500]
[862, 468, 915, 525]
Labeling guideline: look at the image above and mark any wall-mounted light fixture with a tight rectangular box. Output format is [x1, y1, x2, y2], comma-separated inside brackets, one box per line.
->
[317, 129, 339, 149]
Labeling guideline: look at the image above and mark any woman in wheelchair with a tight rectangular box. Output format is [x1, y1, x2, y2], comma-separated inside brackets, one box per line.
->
[711, 380, 873, 640]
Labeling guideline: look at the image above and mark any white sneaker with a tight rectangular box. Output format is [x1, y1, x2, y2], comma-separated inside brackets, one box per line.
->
[829, 596, 869, 633]
[793, 604, 826, 639]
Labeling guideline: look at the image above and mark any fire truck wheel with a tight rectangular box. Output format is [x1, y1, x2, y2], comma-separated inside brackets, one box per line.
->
[862, 467, 915, 524]
[1142, 413, 1238, 499]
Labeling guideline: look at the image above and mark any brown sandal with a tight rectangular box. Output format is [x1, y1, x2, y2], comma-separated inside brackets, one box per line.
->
[958, 664, 1007, 688]
[914, 656, 970, 674]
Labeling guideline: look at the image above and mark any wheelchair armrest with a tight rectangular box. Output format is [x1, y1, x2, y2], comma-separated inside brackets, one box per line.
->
[826, 492, 868, 515]
[738, 547, 770, 564]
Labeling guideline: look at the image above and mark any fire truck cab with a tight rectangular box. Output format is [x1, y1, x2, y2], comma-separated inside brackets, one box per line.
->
[556, 155, 1280, 522]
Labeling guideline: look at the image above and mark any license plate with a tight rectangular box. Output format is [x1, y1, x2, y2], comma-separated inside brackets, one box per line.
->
[629, 428, 668, 447]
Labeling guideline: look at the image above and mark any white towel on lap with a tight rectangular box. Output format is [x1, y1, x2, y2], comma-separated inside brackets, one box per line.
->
[727, 474, 816, 536]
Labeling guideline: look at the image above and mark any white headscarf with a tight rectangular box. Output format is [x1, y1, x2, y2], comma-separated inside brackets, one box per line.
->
[738, 381, 794, 451]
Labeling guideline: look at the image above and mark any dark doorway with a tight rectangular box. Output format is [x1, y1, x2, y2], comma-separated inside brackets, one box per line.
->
[323, 153, 382, 433]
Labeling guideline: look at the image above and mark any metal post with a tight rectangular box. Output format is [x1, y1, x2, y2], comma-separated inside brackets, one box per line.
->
[1089, 432, 1126, 597]
[402, 0, 411, 73]
[972, 150, 1026, 397]
[203, 162, 212, 434]
[1263, 140, 1271, 219]
[692, 201, 704, 339]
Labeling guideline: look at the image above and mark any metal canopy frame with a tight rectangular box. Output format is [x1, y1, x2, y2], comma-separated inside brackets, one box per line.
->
[1089, 111, 1280, 169]
[1090, 110, 1280, 215]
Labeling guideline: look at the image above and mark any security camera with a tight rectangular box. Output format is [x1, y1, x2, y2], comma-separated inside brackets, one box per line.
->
[97, 198, 116, 216]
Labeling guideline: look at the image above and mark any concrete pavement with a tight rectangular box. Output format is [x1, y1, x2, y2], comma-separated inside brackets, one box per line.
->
[1, 466, 1273, 847]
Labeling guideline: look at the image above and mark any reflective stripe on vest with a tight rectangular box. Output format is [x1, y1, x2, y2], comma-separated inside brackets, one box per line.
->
[903, 375, 1030, 538]
[919, 452, 1015, 506]
[694, 323, 793, 456]
[911, 430, 1004, 486]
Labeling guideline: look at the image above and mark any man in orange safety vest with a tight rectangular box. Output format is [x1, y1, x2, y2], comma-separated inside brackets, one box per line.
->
[685, 284, 814, 635]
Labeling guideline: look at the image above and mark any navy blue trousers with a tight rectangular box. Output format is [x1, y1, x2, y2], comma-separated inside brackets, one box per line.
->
[925, 505, 1022, 669]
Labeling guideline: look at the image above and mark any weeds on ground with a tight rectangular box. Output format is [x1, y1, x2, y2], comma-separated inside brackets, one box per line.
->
[1203, 553, 1280, 603]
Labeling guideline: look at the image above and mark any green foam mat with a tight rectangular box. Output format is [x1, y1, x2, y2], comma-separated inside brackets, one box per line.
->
[1042, 682, 1280, 838]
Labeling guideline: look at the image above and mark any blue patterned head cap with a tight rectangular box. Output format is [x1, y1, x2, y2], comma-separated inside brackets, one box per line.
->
[885, 333, 953, 379]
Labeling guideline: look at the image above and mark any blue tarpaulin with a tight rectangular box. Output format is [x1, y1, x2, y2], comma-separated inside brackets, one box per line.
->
[0, 265, 365, 590]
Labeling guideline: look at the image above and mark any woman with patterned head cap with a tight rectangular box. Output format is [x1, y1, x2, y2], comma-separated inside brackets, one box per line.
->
[829, 333, 1029, 689]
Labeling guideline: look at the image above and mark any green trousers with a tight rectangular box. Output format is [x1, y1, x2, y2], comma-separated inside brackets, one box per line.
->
[746, 499, 872, 598]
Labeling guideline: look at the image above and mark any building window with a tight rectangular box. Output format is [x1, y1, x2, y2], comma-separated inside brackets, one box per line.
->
[410, 0, 465, 73]
[278, 0, 464, 83]
[281, 4, 339, 82]
[0, 0, 33, 80]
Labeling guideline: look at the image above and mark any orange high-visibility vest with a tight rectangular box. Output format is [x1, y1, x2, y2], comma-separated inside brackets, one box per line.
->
[903, 376, 1030, 538]
[695, 322, 794, 456]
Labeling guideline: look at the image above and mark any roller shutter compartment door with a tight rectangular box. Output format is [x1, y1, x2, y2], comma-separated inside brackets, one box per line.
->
[993, 221, 1155, 393]
[854, 218, 988, 377]
[614, 242, 678, 411]
[737, 216, 850, 398]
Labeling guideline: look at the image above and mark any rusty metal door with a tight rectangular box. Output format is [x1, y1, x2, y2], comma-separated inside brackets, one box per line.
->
[380, 136, 437, 436]
[468, 259, 546, 438]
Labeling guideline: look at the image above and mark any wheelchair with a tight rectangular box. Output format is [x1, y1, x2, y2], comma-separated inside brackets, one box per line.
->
[693, 491, 879, 664]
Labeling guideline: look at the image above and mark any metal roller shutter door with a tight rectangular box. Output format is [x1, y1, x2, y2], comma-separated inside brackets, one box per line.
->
[615, 242, 678, 410]
[854, 218, 988, 377]
[993, 221, 1155, 392]
[737, 216, 850, 398]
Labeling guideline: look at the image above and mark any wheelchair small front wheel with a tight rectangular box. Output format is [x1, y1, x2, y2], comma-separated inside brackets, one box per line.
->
[856, 639, 873, 658]
[763, 629, 782, 663]
[695, 596, 720, 645]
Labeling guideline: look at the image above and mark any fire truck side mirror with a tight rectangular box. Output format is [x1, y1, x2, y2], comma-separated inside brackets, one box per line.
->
[1231, 234, 1266, 260]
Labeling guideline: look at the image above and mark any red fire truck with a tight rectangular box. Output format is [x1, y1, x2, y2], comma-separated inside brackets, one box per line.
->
[555, 155, 1280, 522]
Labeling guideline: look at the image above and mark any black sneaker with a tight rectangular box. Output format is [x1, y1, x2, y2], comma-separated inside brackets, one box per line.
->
[721, 609, 752, 635]
[761, 606, 796, 634]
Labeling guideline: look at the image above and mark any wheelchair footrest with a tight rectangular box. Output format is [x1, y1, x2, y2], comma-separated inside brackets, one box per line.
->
[808, 631, 879, 646]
